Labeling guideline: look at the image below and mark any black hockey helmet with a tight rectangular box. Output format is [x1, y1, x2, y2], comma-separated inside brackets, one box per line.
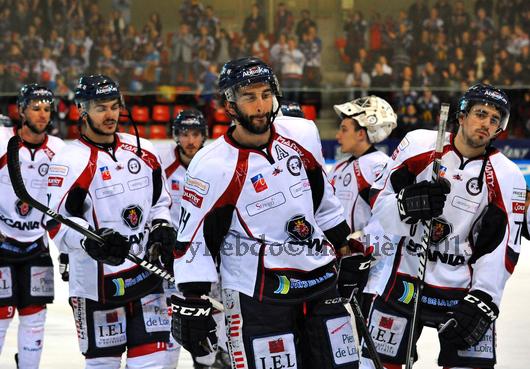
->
[218, 57, 281, 102]
[172, 109, 208, 142]
[280, 100, 304, 118]
[458, 83, 510, 131]
[17, 83, 55, 112]
[74, 74, 123, 108]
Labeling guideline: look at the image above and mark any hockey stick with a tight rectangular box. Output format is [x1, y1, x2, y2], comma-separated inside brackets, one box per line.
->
[404, 103, 450, 369]
[6, 135, 223, 311]
[345, 295, 384, 369]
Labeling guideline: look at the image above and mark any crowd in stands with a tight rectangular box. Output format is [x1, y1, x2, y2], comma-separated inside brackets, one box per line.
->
[338, 0, 530, 137]
[0, 0, 529, 138]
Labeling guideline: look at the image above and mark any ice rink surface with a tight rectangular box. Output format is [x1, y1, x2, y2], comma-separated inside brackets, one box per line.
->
[2, 240, 530, 368]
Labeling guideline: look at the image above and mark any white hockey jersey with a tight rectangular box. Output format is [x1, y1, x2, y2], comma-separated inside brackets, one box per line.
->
[372, 129, 525, 313]
[47, 133, 172, 303]
[158, 144, 187, 230]
[174, 116, 348, 303]
[0, 127, 64, 259]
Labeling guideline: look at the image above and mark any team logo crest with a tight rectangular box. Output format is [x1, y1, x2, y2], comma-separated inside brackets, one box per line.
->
[466, 177, 480, 196]
[343, 173, 352, 186]
[38, 163, 49, 176]
[286, 215, 314, 241]
[128, 158, 141, 174]
[15, 199, 32, 217]
[121, 205, 143, 229]
[286, 156, 302, 176]
[430, 217, 452, 246]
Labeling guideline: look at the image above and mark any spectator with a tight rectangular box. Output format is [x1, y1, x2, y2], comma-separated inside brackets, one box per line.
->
[434, 0, 452, 32]
[198, 6, 219, 37]
[489, 62, 510, 86]
[345, 61, 370, 99]
[197, 63, 218, 106]
[195, 25, 215, 60]
[495, 0, 518, 27]
[109, 10, 127, 42]
[59, 43, 84, 89]
[180, 0, 204, 33]
[33, 47, 60, 89]
[54, 75, 72, 96]
[343, 11, 367, 62]
[270, 33, 288, 75]
[377, 55, 392, 76]
[170, 22, 196, 84]
[474, 0, 494, 17]
[274, 3, 294, 40]
[389, 23, 413, 74]
[451, 0, 470, 45]
[511, 62, 528, 87]
[507, 25, 529, 57]
[418, 61, 440, 87]
[423, 7, 444, 34]
[280, 36, 305, 102]
[472, 7, 495, 36]
[242, 4, 266, 45]
[214, 28, 233, 67]
[408, 0, 430, 34]
[395, 80, 418, 115]
[23, 25, 44, 62]
[296, 9, 316, 42]
[299, 26, 322, 87]
[97, 44, 120, 80]
[416, 88, 440, 129]
[142, 42, 160, 90]
[396, 103, 421, 136]
[441, 62, 461, 91]
[148, 12, 162, 34]
[370, 62, 392, 101]
[47, 29, 65, 59]
[251, 32, 270, 64]
[112, 0, 132, 24]
[122, 24, 141, 54]
[413, 30, 435, 69]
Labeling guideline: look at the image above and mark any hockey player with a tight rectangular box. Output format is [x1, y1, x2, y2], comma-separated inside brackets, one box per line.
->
[279, 100, 305, 118]
[0, 84, 64, 368]
[158, 109, 229, 369]
[171, 57, 372, 369]
[47, 74, 174, 369]
[329, 95, 397, 315]
[365, 84, 525, 368]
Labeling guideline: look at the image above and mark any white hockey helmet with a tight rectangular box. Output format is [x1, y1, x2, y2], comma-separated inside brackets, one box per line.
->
[333, 95, 397, 143]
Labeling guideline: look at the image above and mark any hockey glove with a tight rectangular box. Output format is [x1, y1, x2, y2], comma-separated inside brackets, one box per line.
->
[147, 219, 177, 270]
[397, 178, 451, 224]
[171, 295, 218, 357]
[337, 252, 372, 302]
[438, 290, 499, 349]
[58, 253, 69, 282]
[82, 228, 130, 266]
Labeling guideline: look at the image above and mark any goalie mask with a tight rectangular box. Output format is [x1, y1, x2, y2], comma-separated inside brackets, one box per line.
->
[333, 95, 397, 143]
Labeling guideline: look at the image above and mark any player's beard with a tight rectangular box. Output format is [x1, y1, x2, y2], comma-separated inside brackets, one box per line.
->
[88, 116, 118, 136]
[25, 119, 48, 135]
[180, 144, 200, 159]
[463, 127, 492, 149]
[238, 111, 273, 134]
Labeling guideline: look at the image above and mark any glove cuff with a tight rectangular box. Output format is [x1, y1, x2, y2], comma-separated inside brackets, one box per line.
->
[465, 290, 499, 322]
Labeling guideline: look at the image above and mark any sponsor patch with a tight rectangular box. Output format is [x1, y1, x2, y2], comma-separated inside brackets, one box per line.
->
[71, 297, 88, 353]
[326, 316, 358, 365]
[48, 164, 69, 176]
[246, 192, 286, 216]
[513, 202, 525, 214]
[141, 294, 170, 333]
[286, 156, 302, 176]
[451, 196, 480, 214]
[430, 217, 453, 245]
[185, 174, 210, 195]
[286, 214, 314, 241]
[99, 166, 112, 180]
[369, 310, 407, 357]
[47, 176, 63, 187]
[171, 179, 180, 191]
[512, 188, 526, 202]
[30, 179, 47, 189]
[121, 205, 143, 229]
[127, 158, 141, 174]
[95, 184, 125, 199]
[252, 333, 297, 369]
[93, 308, 127, 348]
[38, 163, 49, 176]
[15, 199, 32, 217]
[398, 281, 415, 304]
[30, 266, 54, 297]
[336, 190, 354, 201]
[127, 176, 149, 191]
[439, 165, 448, 177]
[274, 272, 334, 295]
[457, 325, 495, 359]
[183, 188, 204, 208]
[392, 137, 409, 159]
[0, 267, 13, 298]
[251, 173, 268, 193]
[289, 178, 310, 198]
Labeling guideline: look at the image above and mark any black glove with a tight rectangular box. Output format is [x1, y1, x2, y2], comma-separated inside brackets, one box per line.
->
[82, 228, 130, 266]
[58, 253, 69, 282]
[171, 295, 218, 357]
[438, 290, 499, 349]
[397, 178, 451, 224]
[337, 253, 372, 301]
[147, 220, 176, 268]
